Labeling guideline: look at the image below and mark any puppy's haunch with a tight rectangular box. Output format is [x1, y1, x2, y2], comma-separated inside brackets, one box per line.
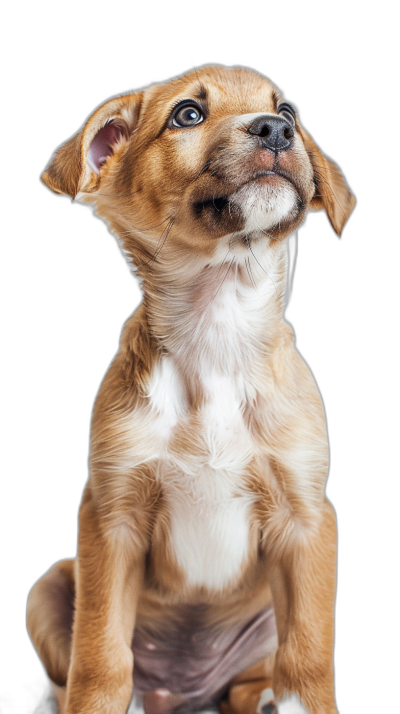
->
[28, 66, 354, 714]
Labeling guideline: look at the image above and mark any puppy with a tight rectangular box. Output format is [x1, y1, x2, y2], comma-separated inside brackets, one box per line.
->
[27, 66, 354, 714]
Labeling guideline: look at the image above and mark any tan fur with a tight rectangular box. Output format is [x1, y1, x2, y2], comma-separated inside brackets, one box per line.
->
[27, 66, 354, 714]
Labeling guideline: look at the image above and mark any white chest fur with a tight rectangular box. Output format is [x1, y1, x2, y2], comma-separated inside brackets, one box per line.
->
[147, 358, 256, 592]
[143, 260, 284, 591]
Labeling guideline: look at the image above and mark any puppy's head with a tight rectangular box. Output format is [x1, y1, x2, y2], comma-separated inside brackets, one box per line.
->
[42, 66, 355, 267]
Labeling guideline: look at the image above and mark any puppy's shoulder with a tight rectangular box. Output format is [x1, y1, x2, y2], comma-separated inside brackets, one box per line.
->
[93, 304, 157, 418]
[269, 321, 322, 402]
[119, 304, 157, 387]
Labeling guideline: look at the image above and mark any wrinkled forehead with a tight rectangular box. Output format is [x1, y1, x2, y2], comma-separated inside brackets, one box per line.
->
[140, 67, 280, 128]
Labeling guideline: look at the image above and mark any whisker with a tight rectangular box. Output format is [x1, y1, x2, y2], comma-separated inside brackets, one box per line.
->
[245, 256, 258, 292]
[210, 257, 235, 305]
[215, 248, 232, 281]
[117, 216, 173, 236]
[260, 228, 273, 238]
[78, 188, 138, 199]
[286, 229, 298, 305]
[145, 218, 174, 266]
[194, 160, 212, 181]
[246, 238, 278, 296]
[244, 235, 258, 292]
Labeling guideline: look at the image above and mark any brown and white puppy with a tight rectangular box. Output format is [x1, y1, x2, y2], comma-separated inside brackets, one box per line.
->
[27, 66, 354, 714]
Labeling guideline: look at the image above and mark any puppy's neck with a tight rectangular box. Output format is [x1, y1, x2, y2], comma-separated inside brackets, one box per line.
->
[137, 235, 289, 380]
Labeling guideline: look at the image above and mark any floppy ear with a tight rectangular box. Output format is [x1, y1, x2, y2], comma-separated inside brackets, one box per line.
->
[298, 125, 355, 236]
[41, 93, 142, 198]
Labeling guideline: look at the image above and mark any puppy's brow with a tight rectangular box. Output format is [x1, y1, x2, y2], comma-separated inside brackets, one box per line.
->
[193, 83, 207, 101]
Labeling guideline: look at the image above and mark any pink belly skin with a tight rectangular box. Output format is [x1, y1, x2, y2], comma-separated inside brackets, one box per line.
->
[132, 606, 277, 714]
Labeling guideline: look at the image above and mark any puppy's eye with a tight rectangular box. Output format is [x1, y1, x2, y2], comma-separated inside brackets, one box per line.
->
[277, 102, 296, 125]
[171, 103, 204, 128]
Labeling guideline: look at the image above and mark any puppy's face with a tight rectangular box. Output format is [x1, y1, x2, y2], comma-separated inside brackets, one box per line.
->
[43, 66, 354, 266]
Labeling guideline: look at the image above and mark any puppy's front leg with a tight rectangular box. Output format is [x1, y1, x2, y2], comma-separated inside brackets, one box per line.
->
[65, 486, 145, 714]
[270, 501, 338, 714]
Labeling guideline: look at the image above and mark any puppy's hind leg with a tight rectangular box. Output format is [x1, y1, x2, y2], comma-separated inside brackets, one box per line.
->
[219, 656, 277, 714]
[219, 653, 308, 714]
[27, 559, 75, 712]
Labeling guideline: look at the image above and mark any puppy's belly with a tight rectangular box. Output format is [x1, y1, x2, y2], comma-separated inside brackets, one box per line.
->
[132, 605, 277, 713]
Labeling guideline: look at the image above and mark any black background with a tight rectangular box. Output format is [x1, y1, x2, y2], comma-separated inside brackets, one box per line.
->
[0, 19, 370, 714]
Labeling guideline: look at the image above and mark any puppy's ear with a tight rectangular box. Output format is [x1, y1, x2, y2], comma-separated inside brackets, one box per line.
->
[42, 93, 142, 198]
[298, 125, 355, 236]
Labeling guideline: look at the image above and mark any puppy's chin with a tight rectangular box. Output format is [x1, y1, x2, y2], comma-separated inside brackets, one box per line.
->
[232, 177, 299, 236]
[189, 174, 303, 244]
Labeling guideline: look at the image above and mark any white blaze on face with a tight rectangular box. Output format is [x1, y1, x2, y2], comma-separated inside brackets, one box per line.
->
[277, 693, 310, 713]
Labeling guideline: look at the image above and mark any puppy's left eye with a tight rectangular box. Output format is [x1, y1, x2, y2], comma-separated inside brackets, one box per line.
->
[277, 102, 296, 125]
[171, 103, 204, 128]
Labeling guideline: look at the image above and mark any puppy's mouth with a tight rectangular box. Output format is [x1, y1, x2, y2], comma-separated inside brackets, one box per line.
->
[194, 195, 230, 215]
[189, 160, 308, 240]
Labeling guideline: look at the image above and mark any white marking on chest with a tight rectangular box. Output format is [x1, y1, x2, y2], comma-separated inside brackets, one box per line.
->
[170, 370, 256, 591]
[201, 371, 254, 472]
[164, 462, 253, 591]
[277, 693, 310, 713]
[147, 356, 186, 441]
[146, 268, 278, 591]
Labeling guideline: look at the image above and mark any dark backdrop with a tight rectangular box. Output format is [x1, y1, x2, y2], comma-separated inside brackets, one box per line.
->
[0, 20, 369, 714]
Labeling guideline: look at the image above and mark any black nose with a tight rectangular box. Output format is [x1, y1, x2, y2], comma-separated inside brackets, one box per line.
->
[247, 114, 294, 152]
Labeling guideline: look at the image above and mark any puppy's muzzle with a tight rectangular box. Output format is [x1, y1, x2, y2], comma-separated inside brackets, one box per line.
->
[247, 114, 294, 152]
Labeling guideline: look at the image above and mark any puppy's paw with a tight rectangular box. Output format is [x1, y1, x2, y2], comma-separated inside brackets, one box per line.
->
[258, 687, 308, 713]
[276, 693, 309, 713]
[257, 687, 277, 714]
